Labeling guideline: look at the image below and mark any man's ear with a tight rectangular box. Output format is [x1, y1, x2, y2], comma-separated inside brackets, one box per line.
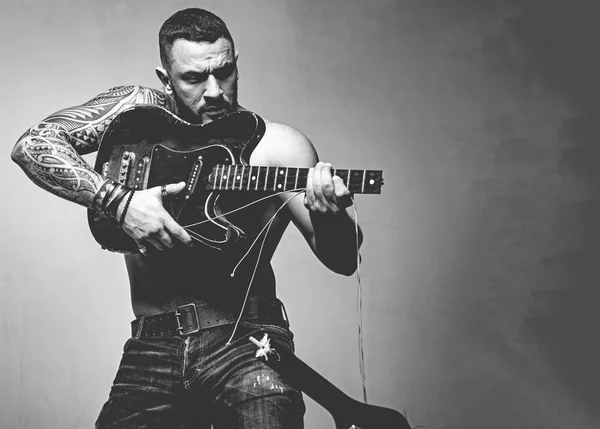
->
[155, 67, 172, 94]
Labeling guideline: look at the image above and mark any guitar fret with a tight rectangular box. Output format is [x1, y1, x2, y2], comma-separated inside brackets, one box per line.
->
[264, 166, 269, 191]
[294, 167, 299, 190]
[284, 167, 289, 192]
[226, 165, 232, 190]
[346, 169, 350, 188]
[361, 170, 366, 193]
[213, 165, 219, 190]
[219, 165, 226, 190]
[255, 166, 260, 191]
[246, 165, 251, 191]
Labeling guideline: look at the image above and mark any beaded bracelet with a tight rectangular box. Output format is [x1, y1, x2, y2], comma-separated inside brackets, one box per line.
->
[118, 189, 136, 228]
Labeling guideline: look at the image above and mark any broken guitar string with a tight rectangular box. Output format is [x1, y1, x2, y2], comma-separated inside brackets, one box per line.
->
[178, 188, 368, 403]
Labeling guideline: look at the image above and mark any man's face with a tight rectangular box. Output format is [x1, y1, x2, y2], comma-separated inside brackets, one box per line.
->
[165, 37, 238, 124]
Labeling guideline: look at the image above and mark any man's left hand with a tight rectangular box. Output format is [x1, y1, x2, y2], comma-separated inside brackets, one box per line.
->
[304, 161, 353, 214]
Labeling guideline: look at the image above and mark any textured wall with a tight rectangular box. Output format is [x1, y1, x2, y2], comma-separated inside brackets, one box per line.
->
[2, 1, 600, 428]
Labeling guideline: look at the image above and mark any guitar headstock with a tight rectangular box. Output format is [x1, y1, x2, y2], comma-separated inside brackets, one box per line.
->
[335, 401, 410, 429]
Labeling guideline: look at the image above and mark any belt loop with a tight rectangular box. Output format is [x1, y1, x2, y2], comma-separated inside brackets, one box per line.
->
[134, 317, 145, 339]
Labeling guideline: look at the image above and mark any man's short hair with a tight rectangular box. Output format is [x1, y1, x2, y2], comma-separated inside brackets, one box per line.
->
[159, 8, 235, 69]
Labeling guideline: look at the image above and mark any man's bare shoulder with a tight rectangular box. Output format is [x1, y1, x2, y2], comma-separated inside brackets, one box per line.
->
[79, 85, 168, 109]
[25, 85, 170, 154]
[250, 117, 318, 167]
[46, 85, 168, 127]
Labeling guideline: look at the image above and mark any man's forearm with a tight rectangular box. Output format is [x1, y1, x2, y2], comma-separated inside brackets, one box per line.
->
[310, 210, 363, 276]
[11, 123, 105, 209]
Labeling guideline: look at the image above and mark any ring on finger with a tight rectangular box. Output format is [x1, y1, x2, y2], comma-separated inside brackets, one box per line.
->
[161, 184, 168, 198]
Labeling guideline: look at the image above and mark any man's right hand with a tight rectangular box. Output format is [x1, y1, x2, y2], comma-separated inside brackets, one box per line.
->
[116, 181, 194, 253]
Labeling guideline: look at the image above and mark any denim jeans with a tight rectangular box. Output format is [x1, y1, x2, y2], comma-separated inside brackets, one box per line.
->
[95, 320, 305, 428]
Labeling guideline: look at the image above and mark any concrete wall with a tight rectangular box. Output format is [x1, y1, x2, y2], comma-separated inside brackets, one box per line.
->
[2, 0, 599, 428]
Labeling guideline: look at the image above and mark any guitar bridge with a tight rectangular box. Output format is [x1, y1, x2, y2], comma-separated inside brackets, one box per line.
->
[118, 151, 135, 185]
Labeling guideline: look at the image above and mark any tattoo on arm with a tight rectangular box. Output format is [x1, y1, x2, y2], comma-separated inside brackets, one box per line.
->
[13, 85, 167, 208]
[17, 123, 106, 207]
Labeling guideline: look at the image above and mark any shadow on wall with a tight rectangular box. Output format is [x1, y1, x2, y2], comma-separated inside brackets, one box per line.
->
[508, 0, 600, 416]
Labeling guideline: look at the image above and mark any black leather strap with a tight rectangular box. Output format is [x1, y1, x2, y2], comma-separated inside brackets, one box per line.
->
[131, 296, 288, 337]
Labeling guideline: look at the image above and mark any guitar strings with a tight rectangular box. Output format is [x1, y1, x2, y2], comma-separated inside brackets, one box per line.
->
[174, 189, 304, 346]
[351, 198, 369, 404]
[229, 191, 304, 277]
[180, 189, 302, 246]
[180, 188, 305, 229]
[176, 189, 369, 404]
[225, 192, 304, 346]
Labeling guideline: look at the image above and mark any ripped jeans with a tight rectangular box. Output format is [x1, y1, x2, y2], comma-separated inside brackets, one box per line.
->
[95, 321, 305, 428]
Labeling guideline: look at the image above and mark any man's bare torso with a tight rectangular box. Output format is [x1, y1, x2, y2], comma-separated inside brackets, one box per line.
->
[12, 84, 349, 318]
[124, 92, 292, 317]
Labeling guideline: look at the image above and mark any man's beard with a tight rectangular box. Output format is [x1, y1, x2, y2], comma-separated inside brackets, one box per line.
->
[173, 78, 238, 124]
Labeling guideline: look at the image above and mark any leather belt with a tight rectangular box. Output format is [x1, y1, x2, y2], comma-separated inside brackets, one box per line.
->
[131, 296, 289, 337]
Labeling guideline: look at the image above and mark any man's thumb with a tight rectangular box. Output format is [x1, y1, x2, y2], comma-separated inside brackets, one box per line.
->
[162, 181, 187, 196]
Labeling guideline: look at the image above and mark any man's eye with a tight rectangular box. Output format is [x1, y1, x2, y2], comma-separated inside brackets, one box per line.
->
[185, 74, 207, 83]
[213, 65, 234, 80]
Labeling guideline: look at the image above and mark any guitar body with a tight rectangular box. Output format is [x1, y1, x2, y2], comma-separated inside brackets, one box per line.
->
[87, 105, 266, 252]
[250, 336, 411, 429]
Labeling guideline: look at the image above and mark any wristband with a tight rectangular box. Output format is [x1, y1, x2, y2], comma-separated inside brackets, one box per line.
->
[92, 179, 114, 212]
[104, 184, 131, 219]
[118, 189, 135, 228]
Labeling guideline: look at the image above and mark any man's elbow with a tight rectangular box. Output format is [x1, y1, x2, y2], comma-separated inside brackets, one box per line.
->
[11, 138, 26, 166]
[334, 265, 358, 277]
[322, 254, 361, 277]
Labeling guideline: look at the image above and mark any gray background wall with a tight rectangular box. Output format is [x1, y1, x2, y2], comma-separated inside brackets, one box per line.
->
[2, 0, 599, 428]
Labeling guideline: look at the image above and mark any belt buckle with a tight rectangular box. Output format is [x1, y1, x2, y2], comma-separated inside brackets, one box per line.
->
[175, 303, 200, 335]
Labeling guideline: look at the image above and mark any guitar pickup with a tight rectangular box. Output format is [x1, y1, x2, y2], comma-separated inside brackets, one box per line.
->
[133, 156, 150, 190]
[185, 155, 204, 199]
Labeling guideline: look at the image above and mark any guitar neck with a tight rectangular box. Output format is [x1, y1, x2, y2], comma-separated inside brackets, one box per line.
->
[207, 165, 383, 194]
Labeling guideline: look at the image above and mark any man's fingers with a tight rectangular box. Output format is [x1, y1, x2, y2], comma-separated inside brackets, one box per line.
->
[164, 217, 194, 247]
[146, 237, 167, 252]
[157, 230, 175, 249]
[320, 163, 336, 201]
[304, 167, 316, 208]
[156, 182, 187, 198]
[332, 175, 346, 197]
[314, 163, 337, 212]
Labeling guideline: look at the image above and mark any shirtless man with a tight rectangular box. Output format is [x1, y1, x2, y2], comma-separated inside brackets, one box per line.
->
[11, 8, 361, 428]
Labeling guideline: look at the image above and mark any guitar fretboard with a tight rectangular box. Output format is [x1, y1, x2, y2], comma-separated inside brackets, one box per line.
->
[208, 165, 383, 194]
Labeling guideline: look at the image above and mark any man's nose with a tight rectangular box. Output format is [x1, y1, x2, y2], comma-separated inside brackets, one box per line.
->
[204, 74, 222, 99]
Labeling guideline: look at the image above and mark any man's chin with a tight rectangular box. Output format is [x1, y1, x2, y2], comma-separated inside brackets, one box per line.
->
[204, 108, 228, 119]
[178, 107, 232, 124]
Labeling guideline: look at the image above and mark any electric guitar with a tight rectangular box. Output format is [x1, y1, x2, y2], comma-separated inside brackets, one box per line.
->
[250, 334, 411, 429]
[88, 105, 384, 253]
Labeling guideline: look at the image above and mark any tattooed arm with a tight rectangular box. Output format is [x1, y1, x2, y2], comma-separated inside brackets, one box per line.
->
[11, 85, 167, 208]
[11, 85, 192, 251]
